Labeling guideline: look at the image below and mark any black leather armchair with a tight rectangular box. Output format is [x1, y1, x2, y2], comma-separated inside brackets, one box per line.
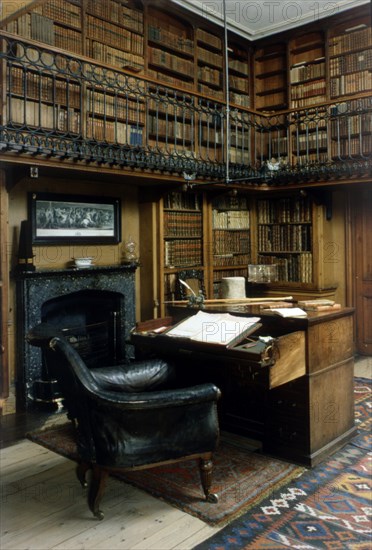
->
[27, 329, 221, 520]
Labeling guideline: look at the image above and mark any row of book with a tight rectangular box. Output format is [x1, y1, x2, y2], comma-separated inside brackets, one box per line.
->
[197, 84, 224, 101]
[54, 27, 82, 55]
[148, 116, 192, 141]
[43, 0, 81, 29]
[164, 192, 201, 211]
[212, 210, 250, 230]
[10, 98, 81, 133]
[291, 79, 326, 100]
[197, 29, 222, 50]
[290, 60, 325, 83]
[329, 26, 372, 56]
[214, 253, 250, 267]
[213, 229, 250, 254]
[148, 25, 193, 55]
[257, 198, 312, 224]
[87, 0, 143, 33]
[330, 116, 372, 136]
[331, 136, 372, 157]
[198, 67, 222, 87]
[87, 91, 145, 124]
[292, 131, 328, 151]
[330, 71, 372, 97]
[147, 69, 194, 91]
[329, 50, 372, 76]
[258, 224, 312, 253]
[257, 252, 313, 283]
[86, 15, 142, 53]
[164, 239, 202, 268]
[89, 41, 144, 70]
[229, 75, 249, 93]
[213, 196, 249, 210]
[198, 47, 223, 68]
[10, 67, 81, 108]
[292, 94, 327, 109]
[229, 58, 249, 75]
[149, 48, 194, 78]
[230, 92, 250, 108]
[86, 118, 142, 144]
[164, 212, 202, 237]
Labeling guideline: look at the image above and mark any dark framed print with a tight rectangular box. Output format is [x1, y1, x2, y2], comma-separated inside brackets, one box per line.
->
[29, 192, 121, 244]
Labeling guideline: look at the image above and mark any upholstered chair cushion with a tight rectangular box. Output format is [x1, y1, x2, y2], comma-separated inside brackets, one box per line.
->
[90, 359, 176, 392]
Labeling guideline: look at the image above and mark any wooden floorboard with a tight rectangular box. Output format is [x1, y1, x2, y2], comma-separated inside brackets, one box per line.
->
[1, 442, 221, 550]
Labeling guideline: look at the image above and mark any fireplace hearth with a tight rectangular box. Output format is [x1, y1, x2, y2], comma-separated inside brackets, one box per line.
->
[15, 264, 138, 408]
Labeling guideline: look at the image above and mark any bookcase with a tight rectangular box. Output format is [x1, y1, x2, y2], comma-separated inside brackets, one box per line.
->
[160, 191, 207, 312]
[209, 193, 250, 298]
[85, 0, 144, 72]
[254, 42, 288, 112]
[328, 14, 372, 99]
[289, 31, 326, 109]
[5, 0, 83, 54]
[147, 7, 194, 91]
[255, 195, 313, 284]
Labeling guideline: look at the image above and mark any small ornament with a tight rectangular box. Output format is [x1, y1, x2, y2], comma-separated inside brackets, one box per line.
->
[123, 236, 138, 263]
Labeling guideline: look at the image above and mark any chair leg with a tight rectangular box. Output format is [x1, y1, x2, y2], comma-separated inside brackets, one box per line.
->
[199, 457, 218, 503]
[76, 461, 90, 488]
[88, 465, 109, 520]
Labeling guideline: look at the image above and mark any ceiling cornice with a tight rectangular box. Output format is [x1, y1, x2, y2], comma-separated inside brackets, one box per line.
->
[172, 0, 371, 39]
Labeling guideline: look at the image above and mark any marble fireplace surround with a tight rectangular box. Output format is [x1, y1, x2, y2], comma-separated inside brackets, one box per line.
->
[15, 264, 138, 408]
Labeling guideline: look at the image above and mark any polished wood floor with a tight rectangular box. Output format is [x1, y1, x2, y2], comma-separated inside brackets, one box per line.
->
[1, 357, 370, 550]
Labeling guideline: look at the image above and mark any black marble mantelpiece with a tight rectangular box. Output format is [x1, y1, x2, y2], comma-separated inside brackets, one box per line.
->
[15, 263, 138, 408]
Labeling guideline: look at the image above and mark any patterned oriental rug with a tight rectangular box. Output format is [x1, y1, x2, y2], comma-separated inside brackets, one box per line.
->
[27, 424, 304, 526]
[195, 378, 372, 549]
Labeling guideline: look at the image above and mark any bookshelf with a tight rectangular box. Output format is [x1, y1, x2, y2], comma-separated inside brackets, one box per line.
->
[7, 64, 81, 134]
[160, 191, 206, 310]
[255, 196, 313, 284]
[196, 28, 223, 101]
[147, 8, 194, 90]
[228, 40, 250, 109]
[254, 42, 288, 112]
[5, 0, 83, 55]
[209, 194, 250, 298]
[328, 14, 372, 99]
[289, 31, 326, 109]
[85, 0, 144, 72]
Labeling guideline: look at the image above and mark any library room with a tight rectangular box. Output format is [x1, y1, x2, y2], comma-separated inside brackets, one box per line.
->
[0, 0, 371, 548]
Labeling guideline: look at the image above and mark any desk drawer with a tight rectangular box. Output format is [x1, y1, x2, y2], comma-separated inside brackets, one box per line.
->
[269, 331, 306, 388]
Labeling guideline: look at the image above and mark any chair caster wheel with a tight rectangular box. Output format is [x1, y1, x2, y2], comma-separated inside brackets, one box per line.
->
[206, 493, 219, 503]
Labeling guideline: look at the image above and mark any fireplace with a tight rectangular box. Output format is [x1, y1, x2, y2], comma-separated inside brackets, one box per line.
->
[15, 264, 138, 408]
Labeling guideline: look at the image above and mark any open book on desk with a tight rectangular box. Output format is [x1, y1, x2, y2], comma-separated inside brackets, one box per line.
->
[165, 311, 261, 348]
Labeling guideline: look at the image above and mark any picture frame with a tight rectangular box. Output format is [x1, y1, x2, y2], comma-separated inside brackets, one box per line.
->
[28, 192, 121, 244]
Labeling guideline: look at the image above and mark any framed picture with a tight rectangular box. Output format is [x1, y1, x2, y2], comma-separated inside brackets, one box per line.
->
[29, 192, 121, 244]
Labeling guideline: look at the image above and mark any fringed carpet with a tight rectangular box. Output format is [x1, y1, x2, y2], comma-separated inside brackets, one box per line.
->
[27, 424, 304, 526]
[195, 378, 372, 549]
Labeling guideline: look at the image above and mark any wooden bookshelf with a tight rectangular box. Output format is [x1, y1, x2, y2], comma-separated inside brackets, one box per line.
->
[147, 7, 194, 90]
[5, 0, 83, 55]
[254, 42, 288, 112]
[255, 196, 313, 284]
[289, 31, 326, 109]
[159, 191, 207, 311]
[85, 0, 144, 72]
[209, 193, 250, 298]
[328, 14, 372, 99]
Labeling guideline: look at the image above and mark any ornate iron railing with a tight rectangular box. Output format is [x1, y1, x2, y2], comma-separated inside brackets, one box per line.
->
[1, 33, 371, 184]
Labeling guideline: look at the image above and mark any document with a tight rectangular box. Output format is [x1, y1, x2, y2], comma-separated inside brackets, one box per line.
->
[270, 307, 307, 318]
[165, 311, 261, 347]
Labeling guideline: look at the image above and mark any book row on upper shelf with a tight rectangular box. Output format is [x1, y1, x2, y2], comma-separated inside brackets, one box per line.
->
[4, 0, 371, 112]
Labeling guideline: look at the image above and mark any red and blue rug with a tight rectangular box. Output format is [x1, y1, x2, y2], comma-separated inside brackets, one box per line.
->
[195, 378, 372, 549]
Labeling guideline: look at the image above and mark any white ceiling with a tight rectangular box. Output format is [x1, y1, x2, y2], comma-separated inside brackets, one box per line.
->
[172, 0, 370, 39]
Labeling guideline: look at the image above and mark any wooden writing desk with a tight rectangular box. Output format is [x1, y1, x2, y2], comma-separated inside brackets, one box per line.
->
[132, 307, 356, 466]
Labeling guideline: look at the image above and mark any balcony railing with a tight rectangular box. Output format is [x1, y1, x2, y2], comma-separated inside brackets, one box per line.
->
[1, 33, 371, 185]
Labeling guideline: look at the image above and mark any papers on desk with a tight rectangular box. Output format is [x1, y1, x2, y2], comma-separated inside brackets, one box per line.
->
[165, 311, 261, 347]
[270, 307, 308, 318]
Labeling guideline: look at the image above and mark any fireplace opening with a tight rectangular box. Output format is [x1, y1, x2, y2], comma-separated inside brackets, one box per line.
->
[41, 289, 123, 370]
